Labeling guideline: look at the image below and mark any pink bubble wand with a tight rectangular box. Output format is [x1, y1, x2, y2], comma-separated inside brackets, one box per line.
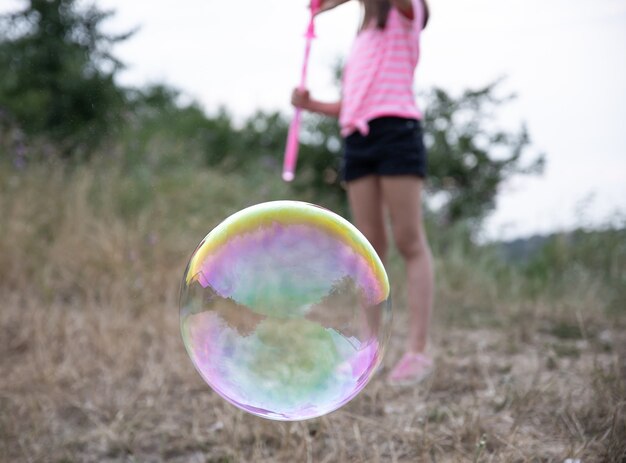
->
[282, 0, 321, 182]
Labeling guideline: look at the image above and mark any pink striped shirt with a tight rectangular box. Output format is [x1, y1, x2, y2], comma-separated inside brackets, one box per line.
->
[339, 0, 425, 137]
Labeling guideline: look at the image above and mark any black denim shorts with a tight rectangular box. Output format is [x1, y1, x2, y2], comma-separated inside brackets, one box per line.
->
[342, 117, 428, 182]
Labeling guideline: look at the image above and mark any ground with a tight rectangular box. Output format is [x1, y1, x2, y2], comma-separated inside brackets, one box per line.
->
[0, 165, 623, 462]
[1, 291, 624, 462]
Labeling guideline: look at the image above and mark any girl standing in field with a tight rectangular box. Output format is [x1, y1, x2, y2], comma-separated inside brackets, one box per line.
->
[291, 0, 433, 385]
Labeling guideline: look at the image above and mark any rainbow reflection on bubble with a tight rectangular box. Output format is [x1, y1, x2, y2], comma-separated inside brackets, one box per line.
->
[179, 201, 391, 421]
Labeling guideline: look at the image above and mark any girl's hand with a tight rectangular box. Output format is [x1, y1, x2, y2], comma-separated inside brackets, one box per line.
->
[291, 89, 342, 117]
[291, 88, 312, 110]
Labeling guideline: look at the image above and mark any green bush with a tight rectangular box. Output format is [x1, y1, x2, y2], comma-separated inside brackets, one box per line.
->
[523, 225, 626, 312]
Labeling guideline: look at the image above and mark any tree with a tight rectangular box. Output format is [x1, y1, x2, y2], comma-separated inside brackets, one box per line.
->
[280, 78, 545, 227]
[280, 62, 544, 228]
[0, 0, 133, 155]
[196, 78, 544, 225]
[422, 80, 545, 226]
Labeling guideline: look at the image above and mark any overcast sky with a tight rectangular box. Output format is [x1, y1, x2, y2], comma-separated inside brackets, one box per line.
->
[3, 0, 625, 239]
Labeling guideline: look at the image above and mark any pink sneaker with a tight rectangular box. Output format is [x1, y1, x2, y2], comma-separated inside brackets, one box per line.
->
[387, 352, 434, 386]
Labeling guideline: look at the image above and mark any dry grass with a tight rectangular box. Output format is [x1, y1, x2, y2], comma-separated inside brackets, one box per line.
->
[0, 162, 624, 462]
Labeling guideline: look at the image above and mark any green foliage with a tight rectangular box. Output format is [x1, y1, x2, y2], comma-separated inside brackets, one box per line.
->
[0, 0, 543, 230]
[423, 80, 544, 226]
[116, 87, 347, 211]
[216, 109, 345, 211]
[119, 85, 213, 170]
[93, 78, 546, 228]
[522, 224, 626, 312]
[292, 114, 345, 210]
[0, 0, 132, 155]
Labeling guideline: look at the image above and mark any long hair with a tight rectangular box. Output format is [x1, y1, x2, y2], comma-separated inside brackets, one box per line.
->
[361, 0, 392, 30]
[361, 0, 430, 30]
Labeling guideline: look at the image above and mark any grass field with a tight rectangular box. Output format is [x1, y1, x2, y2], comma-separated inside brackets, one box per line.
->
[0, 161, 624, 462]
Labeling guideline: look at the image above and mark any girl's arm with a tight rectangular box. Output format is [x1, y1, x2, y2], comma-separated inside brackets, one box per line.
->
[422, 0, 430, 28]
[292, 89, 341, 118]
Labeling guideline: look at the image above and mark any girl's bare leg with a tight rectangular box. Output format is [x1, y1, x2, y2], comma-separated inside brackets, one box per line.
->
[347, 175, 388, 341]
[381, 175, 433, 353]
[347, 175, 388, 264]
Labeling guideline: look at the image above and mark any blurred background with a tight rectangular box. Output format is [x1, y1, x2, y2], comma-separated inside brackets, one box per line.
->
[0, 1, 624, 461]
[1, 0, 625, 238]
[93, 0, 626, 240]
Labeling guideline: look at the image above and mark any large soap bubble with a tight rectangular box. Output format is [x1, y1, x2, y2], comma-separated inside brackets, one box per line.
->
[179, 201, 391, 421]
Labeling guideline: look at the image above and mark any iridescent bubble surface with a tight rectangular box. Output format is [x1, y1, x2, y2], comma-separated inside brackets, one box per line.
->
[180, 201, 391, 421]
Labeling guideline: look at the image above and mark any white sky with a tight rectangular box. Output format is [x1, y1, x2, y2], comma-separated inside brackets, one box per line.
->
[2, 0, 625, 239]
